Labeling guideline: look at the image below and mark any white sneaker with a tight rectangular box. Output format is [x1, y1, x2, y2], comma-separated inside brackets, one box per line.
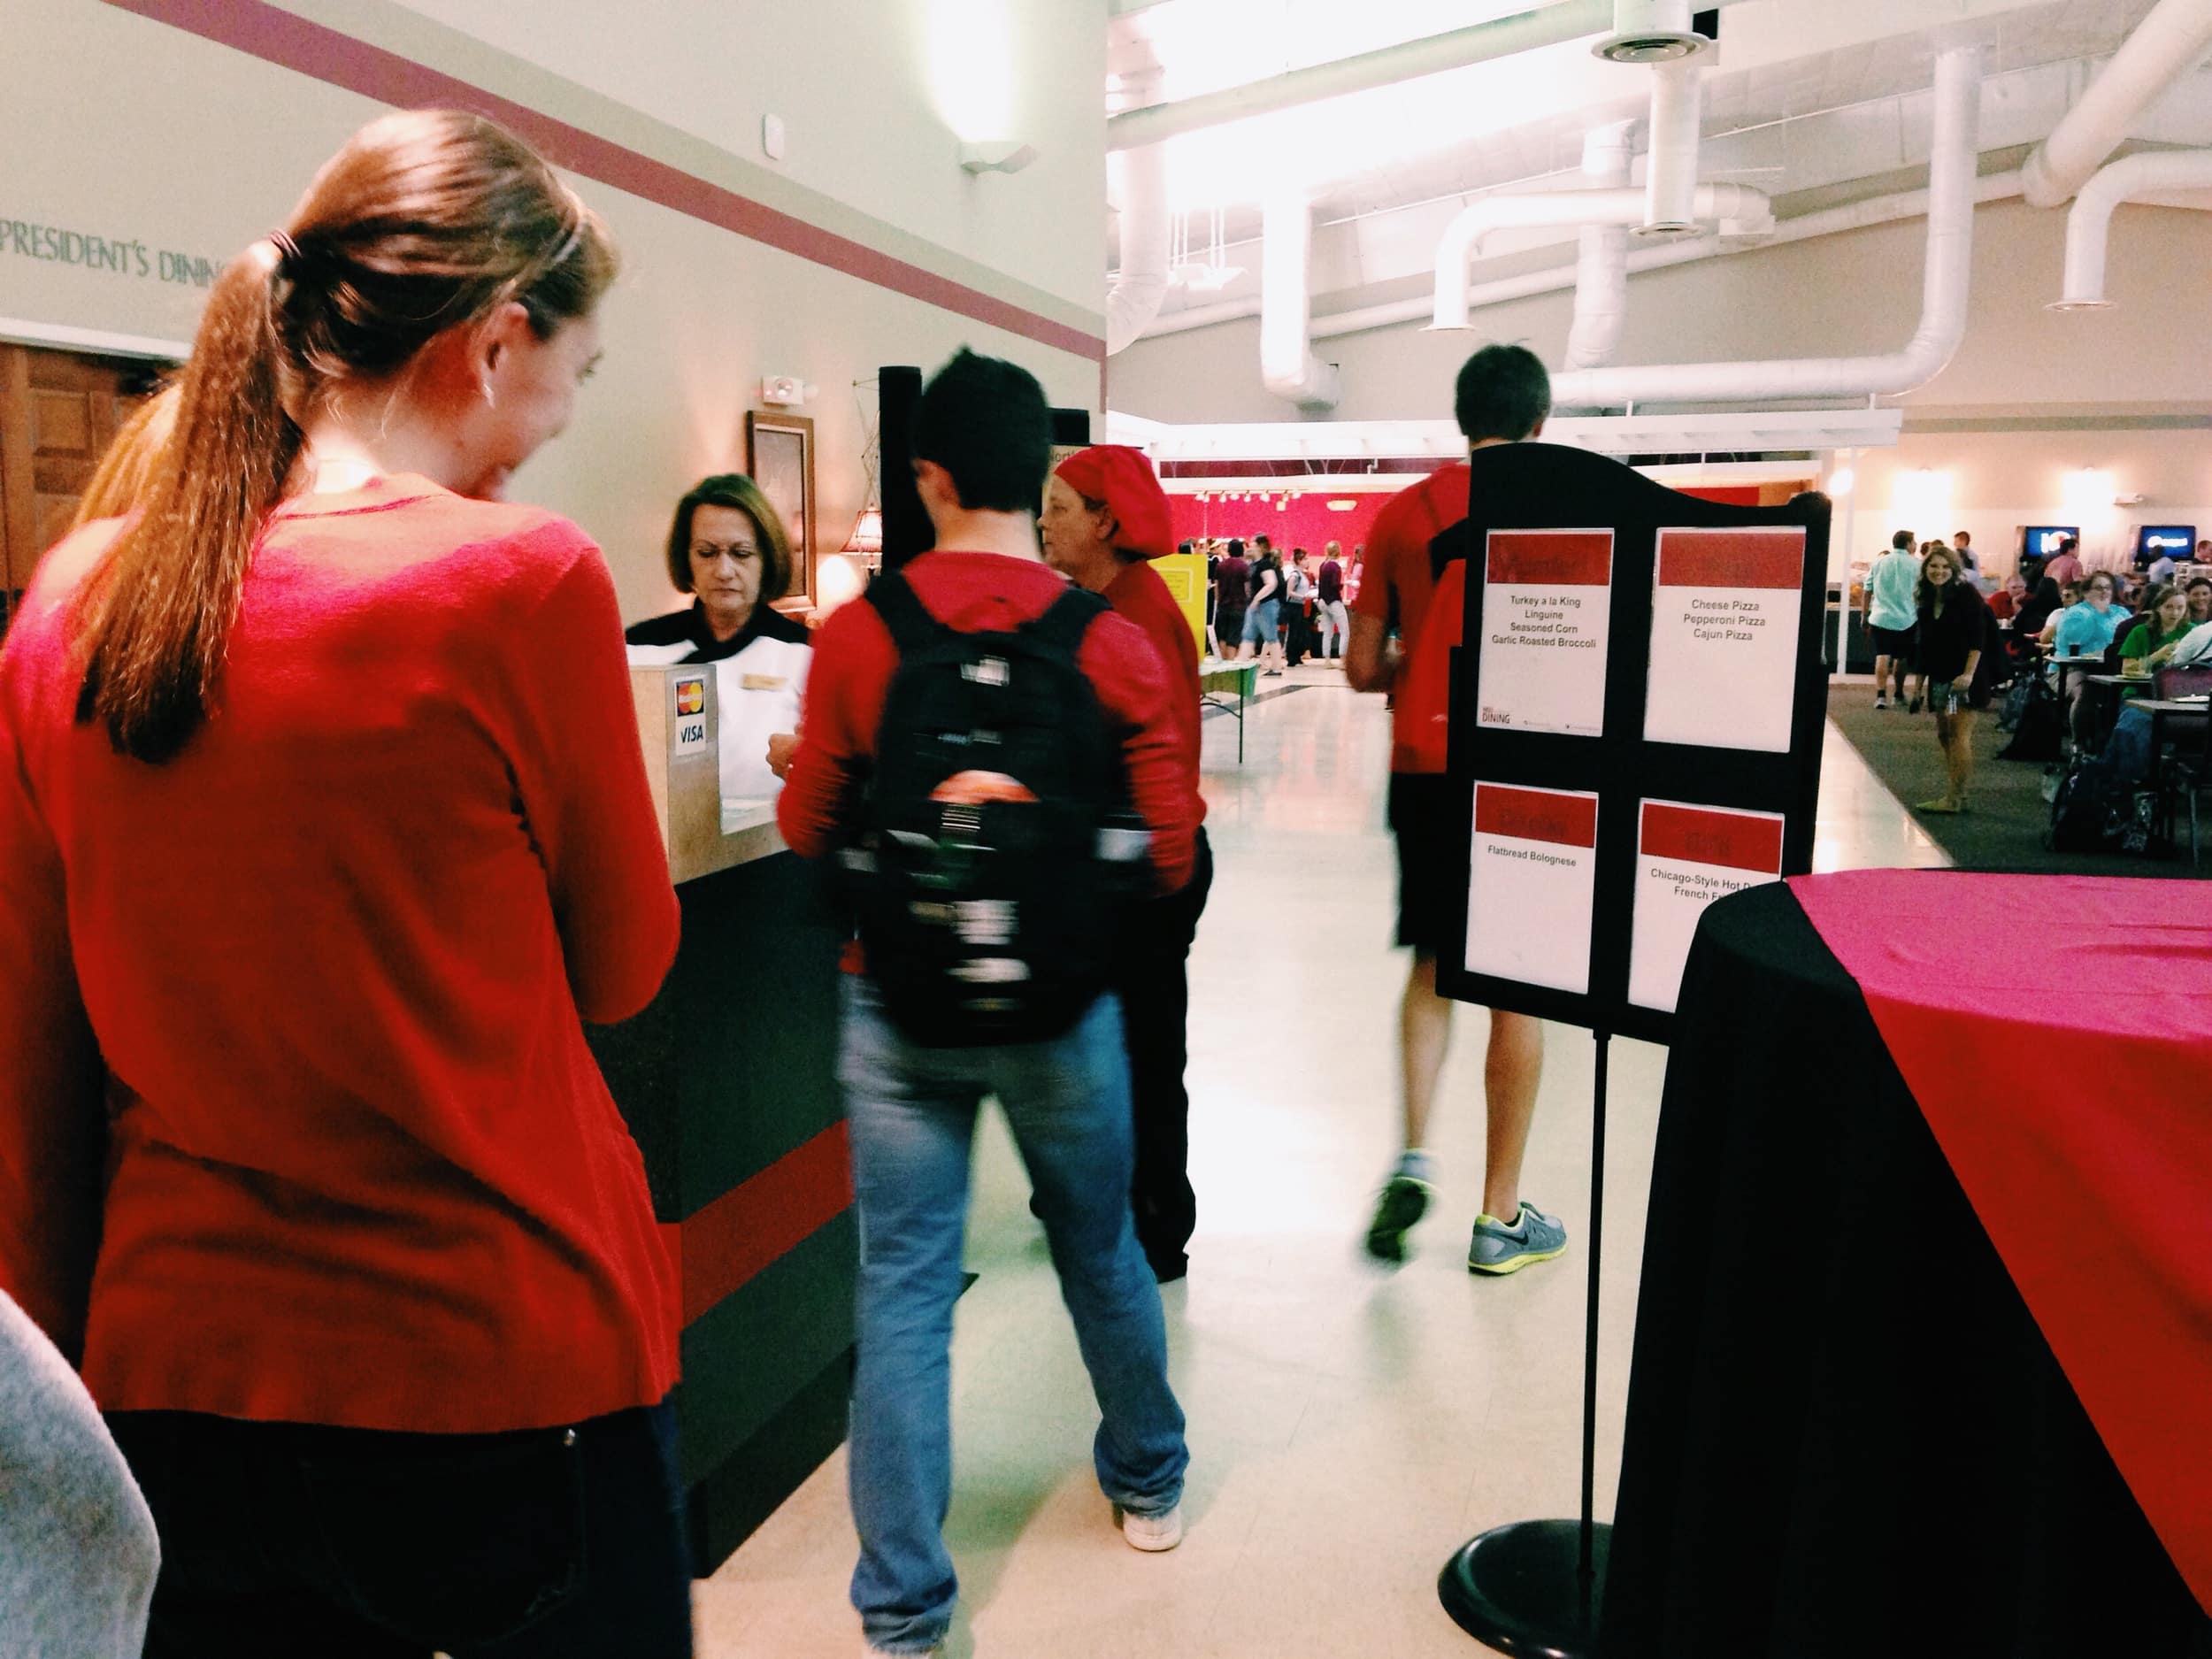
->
[1121, 1503, 1184, 1552]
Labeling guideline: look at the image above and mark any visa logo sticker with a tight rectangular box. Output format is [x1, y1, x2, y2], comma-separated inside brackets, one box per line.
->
[673, 675, 710, 754]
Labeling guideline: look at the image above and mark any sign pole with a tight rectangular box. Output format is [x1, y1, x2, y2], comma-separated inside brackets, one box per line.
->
[1438, 1026, 1614, 1657]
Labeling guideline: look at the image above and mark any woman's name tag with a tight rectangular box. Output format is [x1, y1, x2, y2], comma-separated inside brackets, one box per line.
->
[741, 673, 787, 691]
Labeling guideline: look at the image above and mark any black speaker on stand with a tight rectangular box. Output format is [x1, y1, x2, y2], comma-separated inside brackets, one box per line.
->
[877, 365, 930, 573]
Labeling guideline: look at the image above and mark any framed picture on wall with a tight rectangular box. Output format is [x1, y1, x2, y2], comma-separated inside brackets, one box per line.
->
[745, 410, 815, 611]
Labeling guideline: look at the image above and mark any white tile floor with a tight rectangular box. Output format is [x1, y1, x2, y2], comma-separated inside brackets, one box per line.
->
[698, 667, 1947, 1658]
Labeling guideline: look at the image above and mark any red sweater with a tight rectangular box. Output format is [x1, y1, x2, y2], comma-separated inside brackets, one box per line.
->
[0, 476, 681, 1431]
[1354, 462, 1472, 774]
[1104, 559, 1205, 809]
[778, 550, 1200, 891]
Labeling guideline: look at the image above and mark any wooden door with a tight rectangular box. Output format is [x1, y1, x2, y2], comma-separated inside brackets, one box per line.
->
[0, 344, 158, 631]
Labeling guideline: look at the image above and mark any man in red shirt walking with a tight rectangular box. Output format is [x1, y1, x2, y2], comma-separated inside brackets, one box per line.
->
[1345, 345, 1567, 1276]
[1042, 443, 1211, 1283]
[778, 353, 1195, 1657]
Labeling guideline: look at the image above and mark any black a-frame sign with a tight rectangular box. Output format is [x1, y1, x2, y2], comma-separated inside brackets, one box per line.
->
[1433, 442, 1832, 1048]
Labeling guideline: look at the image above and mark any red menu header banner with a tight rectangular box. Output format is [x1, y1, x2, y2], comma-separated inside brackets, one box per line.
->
[1476, 784, 1600, 849]
[1640, 802, 1785, 872]
[1487, 530, 1614, 588]
[1655, 528, 1805, 590]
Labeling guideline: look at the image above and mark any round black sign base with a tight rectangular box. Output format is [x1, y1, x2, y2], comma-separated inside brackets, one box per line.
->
[1438, 1518, 1611, 1659]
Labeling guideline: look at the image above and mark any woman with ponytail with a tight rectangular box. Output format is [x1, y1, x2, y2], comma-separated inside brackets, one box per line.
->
[0, 111, 693, 1653]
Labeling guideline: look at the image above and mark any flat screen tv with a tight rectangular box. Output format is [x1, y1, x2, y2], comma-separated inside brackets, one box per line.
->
[2021, 526, 2078, 565]
[2135, 525, 2195, 566]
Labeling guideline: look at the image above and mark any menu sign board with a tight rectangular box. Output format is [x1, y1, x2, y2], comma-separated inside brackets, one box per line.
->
[1627, 800, 1787, 1012]
[1644, 528, 1806, 753]
[1465, 782, 1600, 995]
[1475, 530, 1614, 738]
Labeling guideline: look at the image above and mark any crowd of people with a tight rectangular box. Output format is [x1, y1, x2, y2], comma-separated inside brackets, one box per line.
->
[0, 109, 1571, 1659]
[1861, 525, 2212, 815]
[1195, 532, 1363, 670]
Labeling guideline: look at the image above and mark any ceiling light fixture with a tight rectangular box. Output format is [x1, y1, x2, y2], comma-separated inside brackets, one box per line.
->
[1593, 0, 1709, 64]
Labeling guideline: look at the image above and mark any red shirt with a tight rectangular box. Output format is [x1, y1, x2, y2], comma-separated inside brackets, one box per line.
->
[1353, 462, 1471, 773]
[1104, 559, 1205, 803]
[778, 550, 1199, 892]
[0, 477, 680, 1431]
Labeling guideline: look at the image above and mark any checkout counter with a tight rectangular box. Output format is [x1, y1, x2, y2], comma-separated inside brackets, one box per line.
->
[586, 661, 853, 1573]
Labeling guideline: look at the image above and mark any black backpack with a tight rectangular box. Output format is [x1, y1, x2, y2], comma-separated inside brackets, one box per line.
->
[839, 571, 1146, 1047]
[2046, 753, 2125, 853]
[1998, 675, 2064, 762]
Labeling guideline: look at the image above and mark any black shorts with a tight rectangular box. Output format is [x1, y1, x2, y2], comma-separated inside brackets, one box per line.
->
[1870, 623, 1917, 659]
[1388, 772, 1457, 953]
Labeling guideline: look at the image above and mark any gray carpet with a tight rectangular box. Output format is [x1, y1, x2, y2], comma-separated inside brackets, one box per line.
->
[1825, 683, 2207, 878]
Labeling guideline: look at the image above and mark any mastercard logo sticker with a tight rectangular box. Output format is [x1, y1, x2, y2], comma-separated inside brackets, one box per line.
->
[675, 676, 707, 717]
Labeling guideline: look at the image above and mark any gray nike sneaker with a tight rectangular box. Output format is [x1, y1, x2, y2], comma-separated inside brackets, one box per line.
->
[1467, 1203, 1568, 1276]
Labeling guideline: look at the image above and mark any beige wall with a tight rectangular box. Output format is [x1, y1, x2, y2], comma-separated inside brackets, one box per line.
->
[388, 0, 1109, 317]
[0, 0, 1106, 621]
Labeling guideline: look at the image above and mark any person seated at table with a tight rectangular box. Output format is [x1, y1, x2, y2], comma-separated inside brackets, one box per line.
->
[2034, 580, 2083, 645]
[2015, 576, 2063, 641]
[626, 472, 810, 799]
[2117, 585, 2193, 679]
[2046, 572, 2124, 657]
[1986, 572, 2027, 623]
[2186, 576, 2212, 628]
[2167, 617, 2212, 670]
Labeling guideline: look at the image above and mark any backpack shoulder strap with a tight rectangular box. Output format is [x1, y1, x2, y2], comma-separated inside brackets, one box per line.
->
[1022, 586, 1110, 657]
[865, 569, 944, 657]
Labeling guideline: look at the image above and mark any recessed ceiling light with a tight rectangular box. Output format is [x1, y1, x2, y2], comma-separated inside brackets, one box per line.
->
[1594, 30, 1707, 64]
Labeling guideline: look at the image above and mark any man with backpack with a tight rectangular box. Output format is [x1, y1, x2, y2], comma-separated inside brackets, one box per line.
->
[777, 350, 1197, 1658]
[1346, 343, 1566, 1277]
[1041, 444, 1211, 1285]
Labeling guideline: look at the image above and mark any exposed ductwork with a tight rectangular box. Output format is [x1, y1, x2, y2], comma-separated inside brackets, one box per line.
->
[1544, 44, 1984, 409]
[1141, 170, 2023, 345]
[1642, 59, 1706, 234]
[2052, 147, 2212, 309]
[1106, 142, 1171, 356]
[1106, 0, 1756, 152]
[1433, 182, 1771, 332]
[1259, 187, 1340, 411]
[2021, 0, 2212, 209]
[1565, 122, 1638, 372]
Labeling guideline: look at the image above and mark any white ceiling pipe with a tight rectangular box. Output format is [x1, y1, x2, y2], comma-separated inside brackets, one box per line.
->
[1259, 186, 1341, 411]
[1141, 169, 2023, 344]
[1106, 142, 1171, 356]
[2052, 147, 2212, 308]
[1643, 59, 1706, 234]
[1432, 181, 1770, 330]
[1105, 0, 1760, 152]
[1566, 120, 1638, 372]
[1546, 43, 1985, 409]
[2020, 0, 2212, 208]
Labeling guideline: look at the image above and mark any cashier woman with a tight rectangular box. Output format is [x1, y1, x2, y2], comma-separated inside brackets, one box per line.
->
[626, 473, 810, 803]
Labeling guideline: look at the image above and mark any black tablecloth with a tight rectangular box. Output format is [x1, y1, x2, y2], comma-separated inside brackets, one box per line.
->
[1599, 883, 2210, 1657]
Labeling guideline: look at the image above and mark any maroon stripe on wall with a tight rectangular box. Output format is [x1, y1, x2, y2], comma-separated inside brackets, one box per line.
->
[660, 1121, 854, 1328]
[100, 0, 1105, 363]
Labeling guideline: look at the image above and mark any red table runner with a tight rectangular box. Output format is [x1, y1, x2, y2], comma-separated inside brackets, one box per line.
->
[1788, 870, 2212, 1613]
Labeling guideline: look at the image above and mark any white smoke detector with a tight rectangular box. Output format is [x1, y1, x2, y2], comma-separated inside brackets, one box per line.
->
[1594, 0, 1709, 63]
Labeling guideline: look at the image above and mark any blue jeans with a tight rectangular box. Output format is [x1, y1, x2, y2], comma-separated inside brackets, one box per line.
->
[840, 977, 1187, 1655]
[1240, 598, 1280, 648]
